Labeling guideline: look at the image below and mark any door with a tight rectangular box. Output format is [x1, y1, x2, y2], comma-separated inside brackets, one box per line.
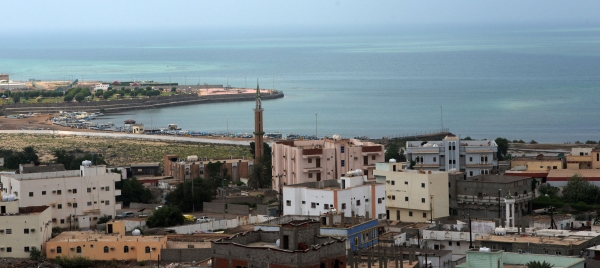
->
[283, 235, 289, 249]
[364, 156, 368, 165]
[107, 223, 113, 234]
[316, 173, 321, 181]
[316, 158, 321, 168]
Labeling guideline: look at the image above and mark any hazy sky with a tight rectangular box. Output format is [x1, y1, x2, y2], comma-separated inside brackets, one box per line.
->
[2, 0, 599, 33]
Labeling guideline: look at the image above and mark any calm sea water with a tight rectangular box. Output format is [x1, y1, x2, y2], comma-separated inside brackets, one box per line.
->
[1, 25, 599, 142]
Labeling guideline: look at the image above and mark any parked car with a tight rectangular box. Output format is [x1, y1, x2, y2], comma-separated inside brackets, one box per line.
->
[117, 212, 135, 218]
[155, 205, 163, 210]
[196, 216, 214, 223]
[183, 214, 196, 222]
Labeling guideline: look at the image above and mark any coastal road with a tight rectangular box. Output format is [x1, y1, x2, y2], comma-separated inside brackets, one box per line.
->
[0, 130, 252, 146]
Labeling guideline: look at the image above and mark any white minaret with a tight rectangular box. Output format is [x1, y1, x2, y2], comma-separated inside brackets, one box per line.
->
[505, 196, 516, 228]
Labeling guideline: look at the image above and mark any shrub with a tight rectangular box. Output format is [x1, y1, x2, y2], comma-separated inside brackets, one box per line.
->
[53, 256, 94, 268]
[138, 261, 146, 266]
[29, 246, 42, 260]
[97, 214, 112, 224]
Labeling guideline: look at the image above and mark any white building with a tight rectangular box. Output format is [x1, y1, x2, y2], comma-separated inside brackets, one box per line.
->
[0, 198, 53, 258]
[1, 163, 121, 229]
[422, 220, 496, 255]
[283, 171, 386, 219]
[405, 135, 498, 177]
[94, 83, 109, 91]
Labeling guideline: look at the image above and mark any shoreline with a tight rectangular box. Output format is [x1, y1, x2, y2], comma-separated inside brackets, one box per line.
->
[1, 90, 284, 115]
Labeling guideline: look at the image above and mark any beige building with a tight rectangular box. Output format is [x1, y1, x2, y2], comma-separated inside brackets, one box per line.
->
[46, 231, 167, 261]
[1, 164, 121, 228]
[0, 200, 52, 258]
[566, 147, 596, 170]
[510, 154, 564, 171]
[374, 162, 449, 222]
[272, 137, 384, 190]
[163, 154, 253, 182]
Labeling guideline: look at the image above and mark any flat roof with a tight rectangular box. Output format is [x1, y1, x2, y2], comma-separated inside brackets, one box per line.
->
[512, 156, 562, 162]
[548, 169, 600, 179]
[459, 174, 532, 183]
[50, 231, 165, 243]
[478, 233, 598, 246]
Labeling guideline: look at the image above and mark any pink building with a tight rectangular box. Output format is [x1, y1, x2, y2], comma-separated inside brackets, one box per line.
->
[272, 137, 384, 191]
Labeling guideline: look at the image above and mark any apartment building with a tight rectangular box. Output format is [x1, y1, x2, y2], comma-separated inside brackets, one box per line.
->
[0, 200, 52, 258]
[1, 163, 121, 228]
[565, 147, 600, 170]
[272, 137, 384, 190]
[282, 172, 386, 219]
[374, 162, 449, 222]
[163, 154, 253, 182]
[422, 220, 496, 254]
[405, 135, 498, 177]
[510, 154, 564, 171]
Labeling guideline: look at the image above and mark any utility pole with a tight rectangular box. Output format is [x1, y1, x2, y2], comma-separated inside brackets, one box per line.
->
[498, 188, 502, 226]
[469, 214, 473, 249]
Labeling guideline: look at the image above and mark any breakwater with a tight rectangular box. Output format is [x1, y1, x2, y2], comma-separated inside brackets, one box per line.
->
[1, 91, 284, 115]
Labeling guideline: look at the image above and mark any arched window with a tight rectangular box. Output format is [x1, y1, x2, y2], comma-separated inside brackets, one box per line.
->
[76, 246, 81, 253]
[104, 246, 109, 253]
[145, 246, 150, 253]
[124, 246, 129, 253]
[56, 246, 62, 253]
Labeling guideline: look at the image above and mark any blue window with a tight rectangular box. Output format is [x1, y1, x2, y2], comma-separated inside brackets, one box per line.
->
[341, 160, 345, 166]
[341, 146, 345, 153]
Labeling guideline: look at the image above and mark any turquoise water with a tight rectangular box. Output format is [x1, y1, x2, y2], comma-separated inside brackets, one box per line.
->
[1, 26, 599, 142]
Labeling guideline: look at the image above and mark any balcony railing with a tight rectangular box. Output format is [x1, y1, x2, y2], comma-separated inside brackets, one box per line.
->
[456, 192, 535, 204]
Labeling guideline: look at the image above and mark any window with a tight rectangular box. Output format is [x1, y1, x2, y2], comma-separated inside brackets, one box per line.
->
[301, 201, 305, 204]
[421, 198, 426, 203]
[57, 247, 62, 253]
[392, 195, 395, 200]
[6, 229, 11, 234]
[105, 200, 110, 205]
[105, 186, 110, 191]
[404, 181, 408, 185]
[356, 200, 361, 206]
[553, 166, 557, 169]
[469, 171, 473, 176]
[124, 246, 129, 253]
[457, 242, 461, 246]
[423, 213, 427, 218]
[421, 183, 425, 188]
[311, 203, 316, 208]
[87, 202, 92, 206]
[72, 189, 77, 194]
[404, 197, 408, 201]
[29, 192, 33, 197]
[391, 181, 395, 185]
[544, 250, 549, 254]
[448, 182, 451, 187]
[6, 247, 11, 252]
[555, 251, 562, 256]
[76, 246, 82, 253]
[60, 219, 65, 224]
[342, 203, 347, 209]
[341, 160, 345, 167]
[365, 199, 369, 202]
[57, 190, 62, 195]
[145, 246, 151, 253]
[104, 246, 109, 253]
[87, 188, 91, 193]
[409, 211, 413, 217]
[286, 200, 291, 206]
[449, 241, 452, 246]
[73, 203, 78, 208]
[372, 155, 376, 160]
[378, 198, 382, 204]
[58, 204, 62, 209]
[354, 237, 358, 246]
[433, 157, 437, 162]
[308, 158, 312, 163]
[324, 204, 329, 209]
[308, 173, 313, 178]
[341, 146, 345, 153]
[24, 229, 29, 234]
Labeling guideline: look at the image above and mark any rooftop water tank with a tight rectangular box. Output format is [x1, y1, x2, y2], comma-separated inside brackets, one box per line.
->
[495, 228, 506, 236]
[132, 229, 141, 236]
[82, 160, 92, 167]
[353, 169, 363, 176]
[479, 247, 491, 252]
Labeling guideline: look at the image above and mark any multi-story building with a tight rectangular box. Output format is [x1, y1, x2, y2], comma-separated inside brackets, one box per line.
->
[510, 154, 564, 171]
[566, 147, 596, 169]
[163, 154, 252, 182]
[272, 137, 384, 190]
[457, 249, 585, 268]
[0, 200, 52, 258]
[282, 172, 385, 219]
[374, 161, 449, 222]
[422, 220, 496, 255]
[212, 220, 346, 268]
[1, 163, 121, 228]
[405, 135, 498, 177]
[449, 174, 534, 219]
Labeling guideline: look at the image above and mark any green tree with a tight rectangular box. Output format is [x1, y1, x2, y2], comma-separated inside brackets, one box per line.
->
[97, 215, 112, 224]
[146, 206, 184, 228]
[495, 137, 509, 160]
[385, 142, 401, 162]
[538, 184, 559, 197]
[171, 87, 177, 92]
[95, 89, 104, 97]
[12, 95, 20, 103]
[249, 142, 272, 160]
[248, 160, 271, 189]
[29, 246, 42, 260]
[530, 139, 538, 144]
[53, 150, 106, 170]
[526, 260, 552, 268]
[63, 94, 73, 102]
[117, 178, 153, 206]
[165, 178, 214, 212]
[463, 136, 473, 140]
[563, 174, 599, 204]
[4, 146, 39, 169]
[75, 92, 85, 102]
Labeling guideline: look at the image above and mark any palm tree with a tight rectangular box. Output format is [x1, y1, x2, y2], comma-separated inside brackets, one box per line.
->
[526, 261, 552, 268]
[247, 162, 269, 189]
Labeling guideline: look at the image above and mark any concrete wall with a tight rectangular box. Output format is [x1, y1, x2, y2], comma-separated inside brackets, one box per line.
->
[129, 202, 158, 209]
[256, 204, 268, 215]
[202, 202, 225, 214]
[167, 215, 271, 234]
[212, 196, 260, 204]
[160, 248, 211, 262]
[227, 203, 249, 215]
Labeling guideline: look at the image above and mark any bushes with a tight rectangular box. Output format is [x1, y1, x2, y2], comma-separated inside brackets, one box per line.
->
[53, 256, 94, 268]
[29, 246, 42, 260]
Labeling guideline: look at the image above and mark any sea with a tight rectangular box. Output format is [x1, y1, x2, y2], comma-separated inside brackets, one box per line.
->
[1, 24, 599, 143]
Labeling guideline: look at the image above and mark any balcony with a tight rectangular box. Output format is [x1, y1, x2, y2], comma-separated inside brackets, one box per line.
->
[456, 192, 535, 204]
[114, 190, 121, 196]
[465, 162, 495, 168]
[115, 202, 122, 210]
[303, 167, 323, 173]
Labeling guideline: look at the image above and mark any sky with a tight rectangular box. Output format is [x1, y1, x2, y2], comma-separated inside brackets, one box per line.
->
[2, 0, 599, 34]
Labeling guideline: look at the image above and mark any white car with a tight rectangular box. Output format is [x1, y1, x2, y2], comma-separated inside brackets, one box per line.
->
[196, 216, 214, 223]
[155, 205, 163, 210]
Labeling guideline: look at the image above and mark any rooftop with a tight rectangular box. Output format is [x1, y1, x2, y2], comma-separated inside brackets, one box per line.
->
[548, 169, 600, 178]
[49, 231, 165, 243]
[458, 174, 532, 183]
[512, 155, 563, 162]
[478, 230, 600, 246]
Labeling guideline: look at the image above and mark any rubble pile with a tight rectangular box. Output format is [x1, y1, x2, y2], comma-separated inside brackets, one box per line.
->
[0, 258, 60, 268]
